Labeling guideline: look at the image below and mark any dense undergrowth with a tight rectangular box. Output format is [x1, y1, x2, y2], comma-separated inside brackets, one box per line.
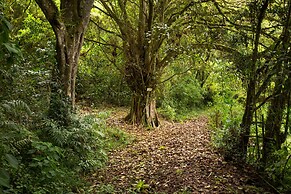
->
[0, 101, 132, 193]
[1, 4, 291, 193]
[209, 98, 291, 193]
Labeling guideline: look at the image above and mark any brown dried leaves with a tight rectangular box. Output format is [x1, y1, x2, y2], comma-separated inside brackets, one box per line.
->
[92, 114, 272, 194]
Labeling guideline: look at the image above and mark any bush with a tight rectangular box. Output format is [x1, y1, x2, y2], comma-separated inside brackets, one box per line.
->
[211, 114, 242, 161]
[77, 59, 131, 107]
[158, 75, 205, 120]
[0, 100, 131, 193]
[264, 146, 291, 192]
[209, 87, 244, 161]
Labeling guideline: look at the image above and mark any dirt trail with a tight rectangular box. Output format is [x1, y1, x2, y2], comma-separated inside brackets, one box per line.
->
[92, 112, 273, 193]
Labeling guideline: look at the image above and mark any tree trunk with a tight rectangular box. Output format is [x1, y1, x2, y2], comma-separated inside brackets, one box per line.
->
[53, 26, 84, 110]
[239, 0, 269, 160]
[263, 87, 286, 163]
[239, 79, 256, 158]
[126, 90, 159, 128]
[35, 0, 94, 125]
[262, 0, 291, 163]
[262, 63, 289, 164]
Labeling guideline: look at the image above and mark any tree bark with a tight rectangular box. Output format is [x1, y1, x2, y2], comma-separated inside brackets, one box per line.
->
[126, 90, 159, 128]
[124, 60, 160, 128]
[239, 0, 269, 159]
[35, 0, 94, 124]
[263, 83, 287, 163]
[240, 79, 256, 157]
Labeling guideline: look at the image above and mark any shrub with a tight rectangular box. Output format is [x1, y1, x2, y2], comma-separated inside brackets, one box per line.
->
[0, 100, 131, 193]
[158, 75, 205, 120]
[77, 59, 131, 107]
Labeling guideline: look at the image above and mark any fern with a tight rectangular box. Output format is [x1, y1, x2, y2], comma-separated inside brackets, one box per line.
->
[38, 114, 107, 172]
[0, 100, 36, 158]
[1, 100, 32, 119]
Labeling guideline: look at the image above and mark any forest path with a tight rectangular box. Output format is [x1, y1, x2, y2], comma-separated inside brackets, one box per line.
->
[91, 109, 272, 194]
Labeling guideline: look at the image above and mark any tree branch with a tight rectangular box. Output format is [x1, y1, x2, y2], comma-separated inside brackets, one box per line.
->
[159, 65, 196, 84]
[35, 0, 60, 27]
[90, 19, 122, 39]
[84, 38, 122, 49]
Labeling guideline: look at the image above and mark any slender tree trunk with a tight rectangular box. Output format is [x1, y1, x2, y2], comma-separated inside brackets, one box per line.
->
[239, 0, 269, 159]
[240, 79, 256, 157]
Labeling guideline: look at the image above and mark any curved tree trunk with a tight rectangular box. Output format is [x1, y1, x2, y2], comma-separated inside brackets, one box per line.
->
[35, 0, 94, 125]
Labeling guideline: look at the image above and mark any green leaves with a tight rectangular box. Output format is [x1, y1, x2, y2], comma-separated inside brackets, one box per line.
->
[0, 154, 18, 190]
[2, 43, 21, 55]
[5, 154, 19, 169]
[0, 169, 10, 188]
[0, 15, 12, 43]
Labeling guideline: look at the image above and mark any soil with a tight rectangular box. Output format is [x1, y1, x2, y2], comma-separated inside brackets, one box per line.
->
[90, 109, 275, 194]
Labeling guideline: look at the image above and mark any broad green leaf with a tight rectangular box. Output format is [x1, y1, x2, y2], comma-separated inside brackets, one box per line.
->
[0, 15, 12, 31]
[3, 43, 20, 54]
[0, 169, 9, 188]
[5, 154, 19, 169]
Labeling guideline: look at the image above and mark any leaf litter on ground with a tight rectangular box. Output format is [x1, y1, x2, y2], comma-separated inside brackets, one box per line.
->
[90, 108, 275, 194]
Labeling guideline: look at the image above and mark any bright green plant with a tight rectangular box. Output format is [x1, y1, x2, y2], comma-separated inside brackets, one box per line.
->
[132, 180, 150, 193]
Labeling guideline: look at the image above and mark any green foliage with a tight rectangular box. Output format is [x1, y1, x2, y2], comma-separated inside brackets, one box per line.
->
[158, 74, 205, 120]
[95, 184, 116, 194]
[0, 98, 131, 193]
[208, 63, 245, 161]
[0, 15, 23, 101]
[211, 111, 243, 161]
[77, 50, 131, 107]
[0, 100, 35, 193]
[38, 114, 108, 172]
[264, 146, 291, 192]
[11, 141, 81, 194]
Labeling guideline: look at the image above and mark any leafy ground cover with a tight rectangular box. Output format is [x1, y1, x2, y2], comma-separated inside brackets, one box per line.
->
[90, 109, 275, 193]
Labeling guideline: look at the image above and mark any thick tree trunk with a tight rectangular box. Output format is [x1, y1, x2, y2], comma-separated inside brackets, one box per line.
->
[126, 90, 159, 128]
[35, 0, 94, 125]
[53, 27, 84, 109]
[262, 67, 289, 163]
[124, 61, 160, 128]
[263, 90, 286, 163]
[48, 29, 83, 125]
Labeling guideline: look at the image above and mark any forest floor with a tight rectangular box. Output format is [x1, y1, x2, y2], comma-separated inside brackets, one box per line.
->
[90, 108, 275, 194]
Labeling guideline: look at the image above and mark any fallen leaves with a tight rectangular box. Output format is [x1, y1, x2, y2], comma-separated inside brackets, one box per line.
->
[90, 113, 274, 193]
